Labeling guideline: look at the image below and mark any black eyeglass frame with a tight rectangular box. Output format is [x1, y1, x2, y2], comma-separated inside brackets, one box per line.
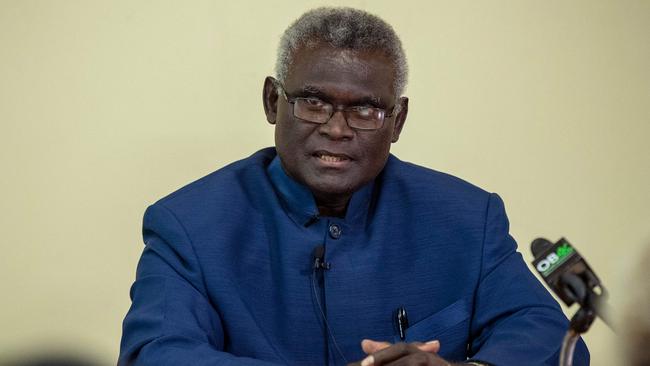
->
[274, 80, 401, 131]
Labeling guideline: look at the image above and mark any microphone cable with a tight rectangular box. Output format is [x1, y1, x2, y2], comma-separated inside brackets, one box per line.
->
[311, 254, 348, 364]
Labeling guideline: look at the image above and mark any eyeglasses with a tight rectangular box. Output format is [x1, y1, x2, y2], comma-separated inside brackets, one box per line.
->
[275, 82, 400, 131]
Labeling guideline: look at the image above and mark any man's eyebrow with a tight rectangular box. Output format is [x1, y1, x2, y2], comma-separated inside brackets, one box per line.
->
[301, 85, 322, 94]
[356, 95, 383, 107]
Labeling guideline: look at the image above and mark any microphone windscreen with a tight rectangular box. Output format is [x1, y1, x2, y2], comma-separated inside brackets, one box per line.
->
[531, 237, 554, 258]
[312, 245, 325, 260]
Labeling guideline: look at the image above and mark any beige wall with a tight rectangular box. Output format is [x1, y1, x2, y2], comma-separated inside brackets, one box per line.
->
[1, 1, 648, 364]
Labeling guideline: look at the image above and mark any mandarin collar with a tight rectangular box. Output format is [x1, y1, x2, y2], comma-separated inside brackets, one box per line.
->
[266, 155, 375, 227]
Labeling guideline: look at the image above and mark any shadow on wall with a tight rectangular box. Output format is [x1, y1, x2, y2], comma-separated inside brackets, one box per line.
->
[623, 243, 650, 366]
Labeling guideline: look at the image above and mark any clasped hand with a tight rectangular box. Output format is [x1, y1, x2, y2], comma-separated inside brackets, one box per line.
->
[347, 339, 458, 366]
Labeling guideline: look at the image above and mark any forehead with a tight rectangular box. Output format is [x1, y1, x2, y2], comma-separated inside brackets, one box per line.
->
[284, 44, 397, 102]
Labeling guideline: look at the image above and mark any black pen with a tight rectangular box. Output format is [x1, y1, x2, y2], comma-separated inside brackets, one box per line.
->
[395, 306, 409, 341]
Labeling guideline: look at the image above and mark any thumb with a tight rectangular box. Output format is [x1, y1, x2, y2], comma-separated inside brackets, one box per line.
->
[415, 340, 440, 353]
[361, 339, 392, 354]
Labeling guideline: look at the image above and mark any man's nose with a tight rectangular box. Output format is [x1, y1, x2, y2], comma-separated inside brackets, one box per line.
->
[318, 110, 354, 140]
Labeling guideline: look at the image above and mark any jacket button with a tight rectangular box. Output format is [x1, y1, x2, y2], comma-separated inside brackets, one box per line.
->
[328, 224, 341, 239]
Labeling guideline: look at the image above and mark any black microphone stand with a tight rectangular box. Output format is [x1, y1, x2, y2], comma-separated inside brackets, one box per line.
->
[560, 307, 596, 366]
[559, 273, 612, 366]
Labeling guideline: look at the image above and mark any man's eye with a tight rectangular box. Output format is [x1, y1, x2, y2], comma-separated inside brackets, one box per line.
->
[304, 98, 324, 107]
[356, 107, 372, 117]
[350, 106, 377, 119]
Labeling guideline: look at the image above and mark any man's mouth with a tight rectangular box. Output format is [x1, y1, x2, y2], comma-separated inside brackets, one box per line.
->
[313, 151, 351, 163]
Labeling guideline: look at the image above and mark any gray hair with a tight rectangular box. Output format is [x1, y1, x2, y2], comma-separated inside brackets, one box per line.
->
[275, 7, 408, 97]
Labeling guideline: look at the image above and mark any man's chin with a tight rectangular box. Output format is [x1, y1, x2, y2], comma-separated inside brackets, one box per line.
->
[306, 179, 357, 200]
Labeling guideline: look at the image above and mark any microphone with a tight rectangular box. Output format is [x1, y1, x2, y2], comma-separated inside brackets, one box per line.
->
[312, 245, 330, 270]
[530, 237, 613, 330]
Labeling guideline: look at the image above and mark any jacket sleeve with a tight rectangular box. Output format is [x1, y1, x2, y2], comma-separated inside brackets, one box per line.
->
[467, 194, 590, 366]
[119, 203, 280, 366]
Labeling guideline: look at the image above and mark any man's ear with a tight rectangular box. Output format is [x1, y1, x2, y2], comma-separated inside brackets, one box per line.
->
[262, 76, 279, 124]
[391, 96, 408, 143]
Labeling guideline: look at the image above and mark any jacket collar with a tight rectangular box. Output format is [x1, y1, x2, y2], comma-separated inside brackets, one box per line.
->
[266, 155, 375, 227]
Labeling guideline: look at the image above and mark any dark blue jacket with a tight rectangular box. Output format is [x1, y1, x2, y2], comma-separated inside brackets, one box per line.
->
[120, 148, 589, 365]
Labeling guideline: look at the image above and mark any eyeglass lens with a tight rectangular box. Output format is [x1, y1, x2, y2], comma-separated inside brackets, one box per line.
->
[293, 99, 385, 130]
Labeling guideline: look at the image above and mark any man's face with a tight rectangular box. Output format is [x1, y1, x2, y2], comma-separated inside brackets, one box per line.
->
[264, 44, 408, 201]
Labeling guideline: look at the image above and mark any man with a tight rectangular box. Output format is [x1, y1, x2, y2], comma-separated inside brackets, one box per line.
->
[120, 7, 589, 366]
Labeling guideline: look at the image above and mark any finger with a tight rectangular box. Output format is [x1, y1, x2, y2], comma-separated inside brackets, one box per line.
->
[416, 340, 440, 353]
[384, 352, 451, 366]
[362, 339, 439, 355]
[361, 339, 392, 354]
[360, 342, 420, 366]
[391, 340, 440, 354]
